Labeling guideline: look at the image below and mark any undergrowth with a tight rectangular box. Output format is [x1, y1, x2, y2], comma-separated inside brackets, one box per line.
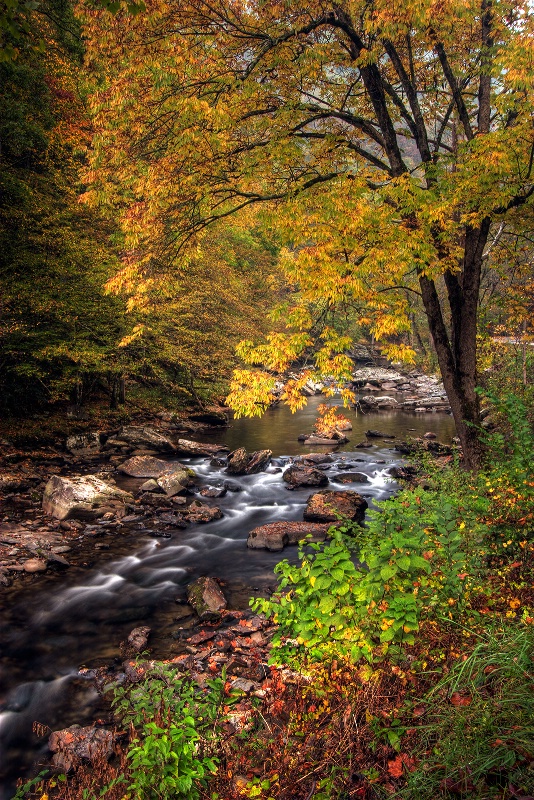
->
[14, 393, 534, 800]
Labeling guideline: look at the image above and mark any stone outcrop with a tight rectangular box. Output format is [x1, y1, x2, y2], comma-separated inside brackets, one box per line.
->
[184, 501, 223, 523]
[118, 455, 170, 477]
[156, 466, 195, 497]
[127, 626, 151, 653]
[42, 475, 133, 521]
[66, 432, 102, 455]
[295, 453, 334, 466]
[303, 490, 368, 523]
[352, 367, 405, 385]
[247, 521, 331, 551]
[187, 577, 227, 620]
[113, 426, 177, 452]
[200, 486, 227, 498]
[351, 367, 452, 413]
[282, 465, 329, 489]
[174, 439, 229, 457]
[226, 448, 272, 475]
[48, 725, 115, 772]
[359, 395, 398, 409]
[336, 472, 370, 484]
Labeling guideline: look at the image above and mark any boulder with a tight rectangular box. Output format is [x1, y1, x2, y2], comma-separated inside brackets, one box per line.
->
[185, 502, 223, 523]
[48, 725, 115, 772]
[283, 465, 329, 489]
[174, 439, 229, 456]
[296, 453, 334, 466]
[42, 475, 134, 521]
[115, 426, 177, 452]
[23, 558, 47, 573]
[366, 430, 395, 438]
[156, 466, 195, 497]
[247, 521, 331, 551]
[226, 448, 272, 475]
[118, 455, 169, 478]
[139, 479, 161, 492]
[246, 449, 273, 473]
[335, 472, 370, 484]
[303, 434, 348, 445]
[374, 396, 398, 408]
[359, 396, 379, 407]
[303, 490, 368, 523]
[352, 367, 404, 384]
[66, 432, 102, 455]
[223, 481, 242, 493]
[127, 626, 151, 653]
[225, 448, 248, 473]
[187, 577, 227, 620]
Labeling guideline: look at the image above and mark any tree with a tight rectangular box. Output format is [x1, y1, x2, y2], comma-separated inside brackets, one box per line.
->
[83, 0, 534, 468]
[109, 217, 282, 405]
[0, 0, 137, 414]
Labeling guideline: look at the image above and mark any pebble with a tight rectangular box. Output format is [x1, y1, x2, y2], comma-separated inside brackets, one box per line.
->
[22, 558, 47, 573]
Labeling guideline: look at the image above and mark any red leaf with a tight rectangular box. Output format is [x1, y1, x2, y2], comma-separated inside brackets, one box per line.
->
[387, 755, 404, 778]
[450, 692, 472, 707]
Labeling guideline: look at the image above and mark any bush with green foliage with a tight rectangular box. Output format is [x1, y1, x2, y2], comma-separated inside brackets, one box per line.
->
[109, 664, 225, 800]
[252, 487, 484, 665]
[254, 393, 533, 668]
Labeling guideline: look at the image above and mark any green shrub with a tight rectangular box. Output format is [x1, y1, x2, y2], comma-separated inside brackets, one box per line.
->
[252, 484, 486, 665]
[110, 664, 224, 800]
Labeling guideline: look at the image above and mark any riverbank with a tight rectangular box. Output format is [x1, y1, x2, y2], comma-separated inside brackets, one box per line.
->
[0, 365, 455, 592]
[1, 371, 459, 797]
[10, 406, 534, 800]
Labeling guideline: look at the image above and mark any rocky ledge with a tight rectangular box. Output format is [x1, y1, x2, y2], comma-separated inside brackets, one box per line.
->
[352, 367, 451, 413]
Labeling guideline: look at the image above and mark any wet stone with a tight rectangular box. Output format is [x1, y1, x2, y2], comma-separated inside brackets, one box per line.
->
[304, 490, 368, 524]
[283, 465, 329, 489]
[187, 577, 227, 621]
[22, 558, 47, 573]
[335, 472, 370, 484]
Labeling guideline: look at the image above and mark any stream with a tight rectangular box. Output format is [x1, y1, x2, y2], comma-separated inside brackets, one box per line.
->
[0, 397, 456, 797]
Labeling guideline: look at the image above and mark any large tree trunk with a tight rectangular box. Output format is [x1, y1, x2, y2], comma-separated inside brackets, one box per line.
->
[418, 221, 491, 470]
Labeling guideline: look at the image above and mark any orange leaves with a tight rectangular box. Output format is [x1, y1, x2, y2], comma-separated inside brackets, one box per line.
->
[449, 692, 472, 707]
[387, 752, 416, 778]
[387, 755, 404, 778]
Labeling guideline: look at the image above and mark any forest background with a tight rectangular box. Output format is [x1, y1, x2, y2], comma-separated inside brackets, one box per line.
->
[2, 2, 534, 798]
[2, 0, 533, 448]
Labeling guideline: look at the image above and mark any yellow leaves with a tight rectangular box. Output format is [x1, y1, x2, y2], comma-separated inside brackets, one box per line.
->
[237, 332, 312, 373]
[119, 323, 146, 347]
[281, 376, 313, 413]
[379, 343, 417, 365]
[227, 369, 276, 418]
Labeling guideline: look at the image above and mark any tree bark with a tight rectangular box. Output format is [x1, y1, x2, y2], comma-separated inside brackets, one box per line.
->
[418, 219, 491, 470]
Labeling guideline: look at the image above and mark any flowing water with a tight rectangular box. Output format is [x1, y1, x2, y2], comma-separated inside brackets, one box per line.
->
[0, 397, 455, 797]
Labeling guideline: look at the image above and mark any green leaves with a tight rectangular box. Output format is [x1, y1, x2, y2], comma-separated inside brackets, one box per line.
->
[111, 665, 224, 800]
[253, 474, 488, 667]
[381, 565, 398, 581]
[319, 595, 337, 615]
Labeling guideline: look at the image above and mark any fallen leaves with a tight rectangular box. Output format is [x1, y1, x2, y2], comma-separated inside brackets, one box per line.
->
[450, 692, 472, 707]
